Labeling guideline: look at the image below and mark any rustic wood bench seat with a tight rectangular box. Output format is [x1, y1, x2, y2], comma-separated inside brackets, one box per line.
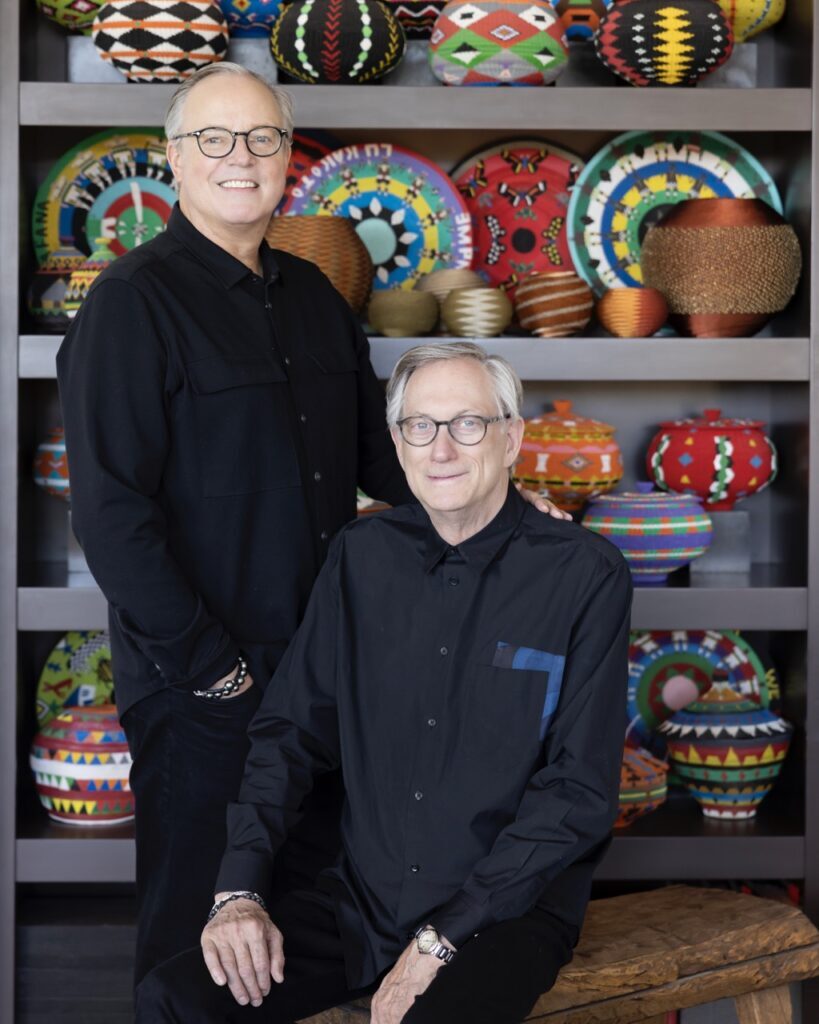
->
[298, 886, 819, 1024]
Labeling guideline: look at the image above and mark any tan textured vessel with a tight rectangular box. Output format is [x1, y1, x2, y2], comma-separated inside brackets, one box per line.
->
[367, 290, 439, 338]
[440, 286, 513, 337]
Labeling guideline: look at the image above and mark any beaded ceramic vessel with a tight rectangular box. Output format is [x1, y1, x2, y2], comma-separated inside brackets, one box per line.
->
[583, 484, 713, 585]
[641, 198, 802, 337]
[271, 0, 406, 84]
[514, 400, 623, 512]
[595, 287, 668, 337]
[429, 0, 569, 86]
[548, 0, 613, 40]
[647, 408, 777, 511]
[63, 237, 116, 320]
[27, 245, 86, 332]
[440, 286, 514, 336]
[514, 271, 594, 337]
[385, 0, 446, 37]
[219, 0, 281, 35]
[33, 427, 71, 502]
[615, 747, 668, 828]
[35, 0, 106, 30]
[659, 681, 792, 820]
[93, 0, 229, 82]
[30, 705, 134, 826]
[716, 0, 784, 42]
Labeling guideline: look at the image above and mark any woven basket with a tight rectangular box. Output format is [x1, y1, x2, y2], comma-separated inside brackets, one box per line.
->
[265, 216, 375, 313]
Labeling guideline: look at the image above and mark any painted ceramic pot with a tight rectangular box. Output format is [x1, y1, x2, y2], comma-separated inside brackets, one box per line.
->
[647, 408, 777, 511]
[35, 0, 106, 30]
[583, 483, 713, 585]
[716, 0, 783, 42]
[659, 681, 793, 820]
[33, 427, 70, 502]
[266, 216, 375, 313]
[271, 0, 406, 84]
[92, 0, 229, 82]
[384, 0, 446, 37]
[514, 400, 623, 512]
[514, 271, 594, 338]
[641, 198, 802, 338]
[367, 290, 439, 337]
[595, 0, 733, 87]
[27, 244, 86, 332]
[429, 0, 569, 86]
[30, 705, 134, 826]
[596, 287, 668, 337]
[219, 0, 281, 35]
[415, 268, 488, 307]
[615, 747, 668, 828]
[63, 237, 116, 320]
[549, 0, 613, 40]
[440, 286, 514, 336]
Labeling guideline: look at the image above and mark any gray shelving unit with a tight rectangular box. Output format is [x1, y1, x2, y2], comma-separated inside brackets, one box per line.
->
[3, 2, 818, 1020]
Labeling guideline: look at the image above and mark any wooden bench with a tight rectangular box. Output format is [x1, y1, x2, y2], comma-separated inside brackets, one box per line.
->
[298, 886, 819, 1023]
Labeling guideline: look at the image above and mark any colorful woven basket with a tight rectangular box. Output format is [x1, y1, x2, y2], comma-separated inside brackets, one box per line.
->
[616, 747, 668, 828]
[33, 428, 71, 502]
[596, 287, 668, 338]
[219, 0, 281, 35]
[514, 271, 594, 337]
[36, 0, 106, 30]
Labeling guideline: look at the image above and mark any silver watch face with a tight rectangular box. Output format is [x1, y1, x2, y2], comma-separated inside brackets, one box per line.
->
[417, 927, 438, 954]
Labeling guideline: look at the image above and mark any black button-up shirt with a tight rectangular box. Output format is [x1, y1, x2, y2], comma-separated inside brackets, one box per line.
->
[57, 205, 411, 713]
[216, 484, 633, 987]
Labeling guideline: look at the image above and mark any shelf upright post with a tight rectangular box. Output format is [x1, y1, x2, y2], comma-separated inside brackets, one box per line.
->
[0, 1, 20, 1018]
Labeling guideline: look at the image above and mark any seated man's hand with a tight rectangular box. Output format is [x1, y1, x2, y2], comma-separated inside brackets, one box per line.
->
[201, 895, 284, 1007]
[515, 482, 572, 520]
[370, 937, 453, 1024]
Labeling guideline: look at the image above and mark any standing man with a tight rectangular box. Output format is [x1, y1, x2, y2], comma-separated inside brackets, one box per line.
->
[137, 343, 632, 1024]
[56, 63, 415, 984]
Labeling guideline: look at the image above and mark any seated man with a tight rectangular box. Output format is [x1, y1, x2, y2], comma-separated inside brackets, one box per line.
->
[138, 342, 633, 1024]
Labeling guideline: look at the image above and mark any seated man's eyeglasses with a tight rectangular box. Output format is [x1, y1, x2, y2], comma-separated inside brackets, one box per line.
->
[398, 414, 510, 447]
[170, 125, 291, 158]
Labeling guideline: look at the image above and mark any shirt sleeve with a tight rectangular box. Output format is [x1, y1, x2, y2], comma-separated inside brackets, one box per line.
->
[215, 537, 344, 904]
[56, 277, 239, 691]
[429, 558, 633, 947]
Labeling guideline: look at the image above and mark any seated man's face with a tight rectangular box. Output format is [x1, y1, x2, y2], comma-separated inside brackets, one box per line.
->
[391, 358, 523, 519]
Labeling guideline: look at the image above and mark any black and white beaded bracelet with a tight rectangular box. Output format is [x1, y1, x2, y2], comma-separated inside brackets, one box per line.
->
[207, 890, 267, 923]
[193, 655, 249, 700]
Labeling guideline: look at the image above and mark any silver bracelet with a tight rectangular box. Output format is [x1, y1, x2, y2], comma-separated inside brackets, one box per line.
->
[193, 655, 248, 700]
[207, 890, 267, 923]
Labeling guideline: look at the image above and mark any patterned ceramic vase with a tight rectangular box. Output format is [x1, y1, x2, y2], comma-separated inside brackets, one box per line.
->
[30, 705, 134, 826]
[92, 0, 229, 82]
[548, 0, 613, 40]
[514, 271, 594, 337]
[615, 747, 668, 828]
[595, 286, 668, 337]
[219, 0, 281, 35]
[367, 290, 439, 337]
[63, 237, 116, 320]
[385, 0, 446, 37]
[429, 0, 569, 86]
[35, 0, 106, 30]
[415, 268, 488, 307]
[440, 286, 514, 336]
[36, 631, 114, 727]
[514, 400, 623, 512]
[33, 427, 71, 502]
[595, 0, 733, 87]
[265, 216, 375, 313]
[271, 0, 406, 84]
[641, 198, 802, 337]
[647, 408, 777, 511]
[659, 680, 793, 819]
[716, 0, 783, 41]
[27, 244, 86, 332]
[583, 483, 713, 585]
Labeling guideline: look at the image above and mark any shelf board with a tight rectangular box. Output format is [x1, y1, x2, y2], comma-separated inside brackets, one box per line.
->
[19, 334, 811, 382]
[19, 83, 812, 131]
[17, 564, 807, 631]
[16, 795, 803, 883]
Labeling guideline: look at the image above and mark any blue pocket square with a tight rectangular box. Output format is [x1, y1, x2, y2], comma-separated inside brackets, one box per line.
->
[493, 642, 566, 740]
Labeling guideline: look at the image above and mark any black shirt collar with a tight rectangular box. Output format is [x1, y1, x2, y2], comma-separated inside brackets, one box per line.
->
[423, 481, 527, 573]
[166, 203, 280, 290]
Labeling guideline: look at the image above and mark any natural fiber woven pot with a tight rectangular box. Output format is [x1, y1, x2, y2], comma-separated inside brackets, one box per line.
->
[641, 198, 802, 337]
[441, 287, 513, 337]
[414, 268, 488, 306]
[596, 287, 668, 338]
[367, 290, 438, 337]
[265, 216, 375, 313]
[514, 271, 594, 338]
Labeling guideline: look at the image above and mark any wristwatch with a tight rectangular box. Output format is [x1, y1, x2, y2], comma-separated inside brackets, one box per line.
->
[414, 924, 456, 964]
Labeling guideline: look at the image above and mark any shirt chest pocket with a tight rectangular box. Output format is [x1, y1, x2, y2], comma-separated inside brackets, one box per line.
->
[186, 357, 301, 497]
[463, 643, 567, 767]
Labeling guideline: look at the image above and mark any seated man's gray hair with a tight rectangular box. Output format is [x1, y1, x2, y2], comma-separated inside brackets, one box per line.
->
[385, 341, 523, 428]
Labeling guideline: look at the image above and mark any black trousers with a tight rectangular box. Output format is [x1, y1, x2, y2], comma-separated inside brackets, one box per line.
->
[136, 888, 575, 1024]
[121, 684, 343, 986]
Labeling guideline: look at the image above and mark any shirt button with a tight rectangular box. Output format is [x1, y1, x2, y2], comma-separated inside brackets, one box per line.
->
[448, 577, 459, 587]
[414, 791, 423, 801]
[440, 646, 448, 656]
[300, 413, 307, 423]
[284, 356, 291, 366]
[265, 302, 272, 310]
[427, 718, 437, 727]
[410, 864, 420, 873]
[314, 471, 322, 482]
[320, 530, 328, 541]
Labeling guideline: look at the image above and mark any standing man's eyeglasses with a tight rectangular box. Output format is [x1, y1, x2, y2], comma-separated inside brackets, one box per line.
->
[397, 414, 510, 447]
[169, 126, 291, 159]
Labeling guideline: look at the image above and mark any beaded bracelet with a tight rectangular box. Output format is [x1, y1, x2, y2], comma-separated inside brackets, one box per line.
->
[207, 890, 267, 923]
[193, 655, 248, 700]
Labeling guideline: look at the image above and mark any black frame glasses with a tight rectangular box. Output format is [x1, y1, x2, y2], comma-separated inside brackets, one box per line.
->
[170, 125, 291, 158]
[397, 414, 510, 447]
